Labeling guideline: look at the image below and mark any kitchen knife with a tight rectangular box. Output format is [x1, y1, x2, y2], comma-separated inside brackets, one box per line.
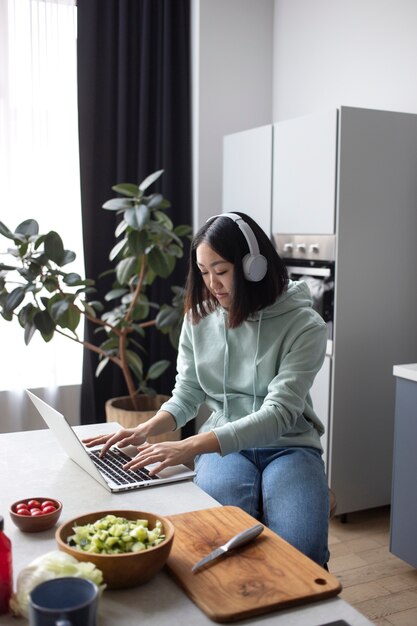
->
[192, 523, 264, 573]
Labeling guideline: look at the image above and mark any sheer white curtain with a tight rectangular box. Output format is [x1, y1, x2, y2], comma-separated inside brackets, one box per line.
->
[0, 0, 83, 430]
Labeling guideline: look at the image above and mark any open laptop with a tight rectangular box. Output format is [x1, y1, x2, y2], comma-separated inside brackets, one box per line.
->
[26, 390, 195, 493]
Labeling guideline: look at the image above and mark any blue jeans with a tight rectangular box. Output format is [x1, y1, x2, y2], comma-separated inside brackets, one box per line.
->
[194, 446, 329, 566]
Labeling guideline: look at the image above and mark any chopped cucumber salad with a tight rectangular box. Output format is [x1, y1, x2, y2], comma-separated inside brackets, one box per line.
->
[67, 514, 166, 555]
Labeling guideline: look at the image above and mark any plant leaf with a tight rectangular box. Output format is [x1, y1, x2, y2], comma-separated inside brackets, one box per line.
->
[95, 357, 110, 378]
[102, 197, 133, 211]
[83, 302, 97, 318]
[130, 324, 145, 338]
[87, 300, 104, 312]
[44, 231, 64, 264]
[131, 301, 150, 321]
[154, 210, 173, 230]
[123, 208, 138, 229]
[104, 288, 128, 302]
[147, 360, 170, 380]
[125, 350, 144, 380]
[115, 219, 128, 238]
[60, 250, 76, 266]
[18, 302, 36, 325]
[24, 322, 37, 345]
[33, 309, 55, 341]
[109, 238, 127, 262]
[169, 321, 183, 349]
[62, 306, 81, 332]
[63, 273, 83, 286]
[116, 257, 137, 285]
[127, 230, 147, 256]
[0, 263, 18, 271]
[147, 193, 164, 209]
[134, 204, 150, 228]
[0, 221, 15, 239]
[148, 247, 174, 278]
[111, 183, 140, 198]
[138, 169, 163, 192]
[174, 224, 193, 237]
[98, 336, 119, 352]
[1, 309, 13, 321]
[5, 287, 26, 313]
[50, 299, 70, 319]
[155, 306, 181, 329]
[15, 219, 39, 237]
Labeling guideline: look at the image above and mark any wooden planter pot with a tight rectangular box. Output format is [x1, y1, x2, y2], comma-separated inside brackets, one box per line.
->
[105, 395, 181, 444]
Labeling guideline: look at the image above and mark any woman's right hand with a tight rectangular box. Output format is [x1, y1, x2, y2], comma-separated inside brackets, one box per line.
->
[82, 427, 147, 458]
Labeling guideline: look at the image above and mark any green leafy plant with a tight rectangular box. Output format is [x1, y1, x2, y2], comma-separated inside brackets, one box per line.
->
[0, 170, 191, 410]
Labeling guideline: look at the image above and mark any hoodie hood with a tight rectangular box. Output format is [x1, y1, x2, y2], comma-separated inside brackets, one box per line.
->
[249, 280, 314, 321]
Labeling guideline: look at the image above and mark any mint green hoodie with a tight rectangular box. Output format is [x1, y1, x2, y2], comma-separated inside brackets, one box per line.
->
[161, 280, 327, 456]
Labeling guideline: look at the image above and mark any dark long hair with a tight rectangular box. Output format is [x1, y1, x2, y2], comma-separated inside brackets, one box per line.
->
[184, 212, 288, 328]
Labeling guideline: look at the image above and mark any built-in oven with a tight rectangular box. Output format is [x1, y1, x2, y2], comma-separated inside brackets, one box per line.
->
[273, 234, 335, 352]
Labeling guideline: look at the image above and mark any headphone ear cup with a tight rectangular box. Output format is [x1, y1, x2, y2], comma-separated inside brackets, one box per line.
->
[242, 254, 268, 282]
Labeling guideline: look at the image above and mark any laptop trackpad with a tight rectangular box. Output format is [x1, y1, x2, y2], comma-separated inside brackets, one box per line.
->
[150, 463, 194, 479]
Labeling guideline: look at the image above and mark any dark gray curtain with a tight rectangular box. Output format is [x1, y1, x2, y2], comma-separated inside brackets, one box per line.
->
[77, 0, 192, 424]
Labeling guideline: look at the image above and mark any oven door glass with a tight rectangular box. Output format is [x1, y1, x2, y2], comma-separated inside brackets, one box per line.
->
[285, 262, 334, 342]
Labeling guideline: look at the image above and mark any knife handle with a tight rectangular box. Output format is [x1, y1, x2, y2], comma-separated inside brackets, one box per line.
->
[224, 523, 264, 551]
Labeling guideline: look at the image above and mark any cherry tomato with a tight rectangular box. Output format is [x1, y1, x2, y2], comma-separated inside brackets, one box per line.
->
[28, 500, 41, 509]
[16, 503, 29, 511]
[16, 508, 31, 516]
[41, 506, 56, 514]
[30, 508, 42, 516]
[41, 501, 56, 509]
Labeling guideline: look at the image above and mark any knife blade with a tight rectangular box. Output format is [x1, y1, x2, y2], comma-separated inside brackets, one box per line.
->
[192, 523, 264, 573]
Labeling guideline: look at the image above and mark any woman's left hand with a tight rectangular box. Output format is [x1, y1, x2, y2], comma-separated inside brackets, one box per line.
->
[122, 431, 220, 475]
[122, 439, 193, 475]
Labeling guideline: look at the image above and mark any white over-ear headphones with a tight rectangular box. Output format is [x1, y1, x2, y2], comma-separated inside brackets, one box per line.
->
[206, 213, 268, 282]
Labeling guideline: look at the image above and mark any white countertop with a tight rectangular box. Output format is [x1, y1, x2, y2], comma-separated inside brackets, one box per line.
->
[0, 422, 373, 626]
[393, 363, 417, 383]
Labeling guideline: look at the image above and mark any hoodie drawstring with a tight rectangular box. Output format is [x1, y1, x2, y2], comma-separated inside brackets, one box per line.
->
[223, 316, 229, 419]
[252, 310, 263, 412]
[222, 310, 263, 418]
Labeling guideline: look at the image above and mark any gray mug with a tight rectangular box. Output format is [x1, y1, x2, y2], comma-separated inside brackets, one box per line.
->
[29, 577, 98, 626]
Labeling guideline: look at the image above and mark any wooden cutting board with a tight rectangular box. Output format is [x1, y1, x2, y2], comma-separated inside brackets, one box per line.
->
[166, 506, 342, 623]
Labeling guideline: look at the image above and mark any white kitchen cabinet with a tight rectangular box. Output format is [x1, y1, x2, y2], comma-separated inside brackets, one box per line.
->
[272, 110, 338, 235]
[222, 106, 417, 516]
[222, 125, 273, 234]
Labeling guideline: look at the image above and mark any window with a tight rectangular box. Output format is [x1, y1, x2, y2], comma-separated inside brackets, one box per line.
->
[0, 0, 83, 390]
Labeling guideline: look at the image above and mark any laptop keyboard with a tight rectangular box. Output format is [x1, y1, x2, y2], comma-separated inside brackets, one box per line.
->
[89, 448, 158, 485]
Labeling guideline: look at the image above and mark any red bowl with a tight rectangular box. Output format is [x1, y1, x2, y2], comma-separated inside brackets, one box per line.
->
[9, 497, 63, 532]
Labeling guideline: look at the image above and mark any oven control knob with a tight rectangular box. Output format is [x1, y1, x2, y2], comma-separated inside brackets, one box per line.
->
[296, 243, 306, 253]
[283, 243, 294, 254]
[310, 244, 320, 254]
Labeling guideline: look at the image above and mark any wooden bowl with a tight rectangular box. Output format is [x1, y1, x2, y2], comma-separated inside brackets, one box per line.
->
[55, 510, 175, 589]
[9, 497, 62, 532]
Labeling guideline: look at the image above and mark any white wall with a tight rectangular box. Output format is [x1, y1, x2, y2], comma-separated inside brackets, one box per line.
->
[272, 0, 417, 120]
[194, 0, 417, 223]
[0, 385, 81, 434]
[192, 0, 274, 227]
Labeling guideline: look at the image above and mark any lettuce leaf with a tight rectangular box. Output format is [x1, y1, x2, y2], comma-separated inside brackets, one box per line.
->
[9, 550, 105, 618]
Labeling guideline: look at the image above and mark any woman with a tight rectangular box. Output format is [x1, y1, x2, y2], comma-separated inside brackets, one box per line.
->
[84, 212, 330, 566]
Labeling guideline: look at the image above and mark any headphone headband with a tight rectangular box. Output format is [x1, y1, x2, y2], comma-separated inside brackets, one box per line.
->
[206, 213, 267, 282]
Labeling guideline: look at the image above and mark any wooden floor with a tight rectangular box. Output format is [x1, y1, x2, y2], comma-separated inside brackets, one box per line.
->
[328, 506, 417, 625]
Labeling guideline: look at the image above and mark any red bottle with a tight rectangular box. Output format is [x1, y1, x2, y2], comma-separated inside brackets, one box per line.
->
[0, 516, 13, 614]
